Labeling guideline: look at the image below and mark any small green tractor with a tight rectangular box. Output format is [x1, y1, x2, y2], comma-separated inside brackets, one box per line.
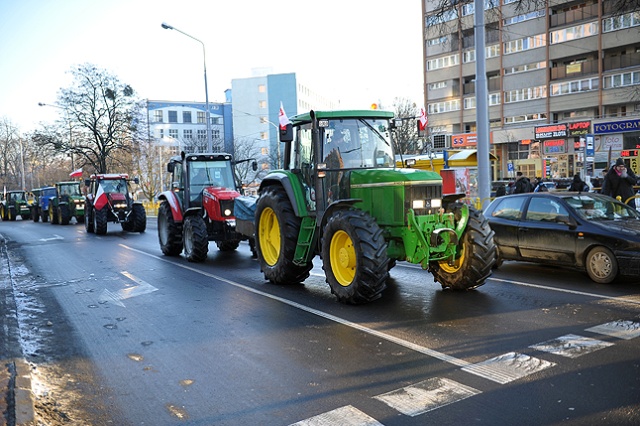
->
[253, 110, 496, 304]
[49, 181, 85, 225]
[0, 190, 31, 221]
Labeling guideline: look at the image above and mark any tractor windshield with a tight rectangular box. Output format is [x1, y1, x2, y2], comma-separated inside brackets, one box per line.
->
[59, 183, 81, 196]
[322, 118, 394, 170]
[189, 161, 235, 189]
[99, 179, 128, 194]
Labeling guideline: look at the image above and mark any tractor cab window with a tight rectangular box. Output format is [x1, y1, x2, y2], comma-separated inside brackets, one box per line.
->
[188, 160, 236, 204]
[290, 124, 315, 211]
[59, 185, 81, 196]
[322, 118, 393, 170]
[99, 180, 127, 194]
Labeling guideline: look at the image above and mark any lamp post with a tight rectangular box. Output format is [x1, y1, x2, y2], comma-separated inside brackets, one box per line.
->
[161, 22, 212, 152]
[38, 102, 74, 169]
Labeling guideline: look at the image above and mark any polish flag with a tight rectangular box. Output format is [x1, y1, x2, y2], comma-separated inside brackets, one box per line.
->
[69, 168, 83, 178]
[94, 183, 108, 210]
[418, 108, 428, 131]
[278, 102, 291, 130]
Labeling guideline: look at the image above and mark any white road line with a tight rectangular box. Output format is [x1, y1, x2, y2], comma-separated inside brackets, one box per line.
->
[119, 244, 471, 367]
[98, 270, 158, 307]
[490, 277, 640, 306]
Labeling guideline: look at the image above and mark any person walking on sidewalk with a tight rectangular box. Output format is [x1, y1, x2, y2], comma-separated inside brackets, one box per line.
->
[601, 158, 638, 204]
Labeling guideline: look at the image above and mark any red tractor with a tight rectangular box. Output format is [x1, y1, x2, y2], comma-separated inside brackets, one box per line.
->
[157, 152, 255, 262]
[84, 174, 147, 235]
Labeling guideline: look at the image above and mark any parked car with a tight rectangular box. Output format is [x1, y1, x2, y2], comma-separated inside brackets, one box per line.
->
[484, 192, 640, 283]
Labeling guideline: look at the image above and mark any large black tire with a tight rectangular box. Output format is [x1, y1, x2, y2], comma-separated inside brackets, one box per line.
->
[321, 209, 389, 304]
[59, 204, 71, 225]
[430, 203, 496, 290]
[32, 208, 40, 223]
[8, 207, 16, 221]
[585, 246, 618, 284]
[216, 239, 240, 251]
[183, 216, 209, 262]
[132, 204, 147, 233]
[255, 186, 312, 285]
[94, 208, 108, 235]
[85, 205, 95, 233]
[158, 200, 183, 256]
[41, 208, 49, 223]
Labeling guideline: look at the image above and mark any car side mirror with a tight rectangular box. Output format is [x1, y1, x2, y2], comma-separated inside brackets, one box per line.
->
[557, 215, 576, 228]
[84, 179, 90, 186]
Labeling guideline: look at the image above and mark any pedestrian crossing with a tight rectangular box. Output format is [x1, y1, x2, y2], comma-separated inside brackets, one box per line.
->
[290, 319, 640, 426]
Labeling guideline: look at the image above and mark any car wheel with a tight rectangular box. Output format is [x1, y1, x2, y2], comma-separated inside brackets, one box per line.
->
[585, 246, 618, 284]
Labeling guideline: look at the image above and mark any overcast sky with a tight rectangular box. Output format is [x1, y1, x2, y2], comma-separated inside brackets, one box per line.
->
[0, 0, 424, 132]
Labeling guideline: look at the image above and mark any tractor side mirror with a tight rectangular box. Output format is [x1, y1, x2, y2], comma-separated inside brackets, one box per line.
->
[134, 177, 140, 184]
[279, 123, 293, 143]
[84, 179, 90, 186]
[167, 162, 174, 173]
[252, 161, 258, 172]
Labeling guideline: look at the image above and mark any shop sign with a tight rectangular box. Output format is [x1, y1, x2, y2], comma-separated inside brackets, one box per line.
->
[568, 121, 590, 136]
[451, 132, 493, 147]
[535, 124, 567, 139]
[594, 119, 640, 134]
[543, 139, 566, 154]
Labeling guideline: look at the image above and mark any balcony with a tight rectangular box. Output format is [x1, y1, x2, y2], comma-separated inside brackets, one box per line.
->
[604, 52, 640, 72]
[550, 59, 599, 80]
[463, 79, 501, 95]
[550, 3, 599, 27]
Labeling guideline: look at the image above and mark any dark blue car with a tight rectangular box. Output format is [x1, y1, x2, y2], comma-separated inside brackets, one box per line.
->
[484, 192, 640, 284]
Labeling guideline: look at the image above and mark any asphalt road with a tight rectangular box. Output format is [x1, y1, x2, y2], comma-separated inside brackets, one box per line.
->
[1, 217, 640, 425]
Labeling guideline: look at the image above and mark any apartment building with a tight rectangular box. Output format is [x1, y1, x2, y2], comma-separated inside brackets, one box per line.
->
[422, 0, 640, 180]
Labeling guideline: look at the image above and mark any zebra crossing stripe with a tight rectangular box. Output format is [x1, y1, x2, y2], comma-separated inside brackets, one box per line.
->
[461, 352, 556, 384]
[529, 334, 614, 358]
[289, 405, 383, 426]
[585, 320, 640, 340]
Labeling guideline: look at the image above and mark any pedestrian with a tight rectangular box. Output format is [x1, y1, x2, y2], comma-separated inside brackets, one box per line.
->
[513, 171, 533, 193]
[495, 184, 506, 197]
[601, 158, 638, 204]
[533, 177, 548, 192]
[568, 173, 589, 192]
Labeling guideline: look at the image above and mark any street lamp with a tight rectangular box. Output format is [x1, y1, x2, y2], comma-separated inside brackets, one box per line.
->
[161, 22, 212, 152]
[38, 102, 74, 169]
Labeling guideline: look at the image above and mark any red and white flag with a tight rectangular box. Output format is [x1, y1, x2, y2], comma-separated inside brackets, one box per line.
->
[94, 183, 108, 210]
[69, 167, 83, 178]
[278, 102, 291, 130]
[418, 108, 428, 131]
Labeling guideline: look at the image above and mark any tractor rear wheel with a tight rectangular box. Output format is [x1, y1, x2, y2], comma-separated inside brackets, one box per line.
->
[183, 216, 209, 262]
[132, 204, 147, 233]
[94, 208, 108, 235]
[158, 200, 183, 256]
[49, 206, 58, 224]
[32, 208, 40, 222]
[255, 186, 312, 284]
[41, 209, 48, 223]
[8, 207, 16, 221]
[430, 203, 496, 290]
[59, 204, 71, 225]
[85, 206, 94, 233]
[321, 209, 388, 304]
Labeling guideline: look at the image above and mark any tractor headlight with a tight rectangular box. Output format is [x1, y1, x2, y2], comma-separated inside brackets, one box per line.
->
[431, 198, 442, 209]
[114, 203, 127, 209]
[412, 199, 425, 210]
[224, 208, 232, 216]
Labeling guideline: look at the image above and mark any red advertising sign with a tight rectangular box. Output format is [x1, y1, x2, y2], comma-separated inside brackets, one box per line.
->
[535, 124, 567, 139]
[568, 120, 591, 136]
[451, 133, 493, 147]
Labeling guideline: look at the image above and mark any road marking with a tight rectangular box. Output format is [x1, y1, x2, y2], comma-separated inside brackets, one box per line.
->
[119, 244, 471, 367]
[99, 271, 158, 307]
[586, 320, 640, 340]
[38, 234, 64, 242]
[290, 405, 383, 426]
[461, 352, 556, 384]
[490, 277, 640, 306]
[529, 334, 613, 358]
[373, 377, 480, 417]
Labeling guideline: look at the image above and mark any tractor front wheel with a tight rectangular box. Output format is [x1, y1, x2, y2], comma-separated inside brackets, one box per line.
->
[183, 216, 209, 262]
[255, 186, 312, 285]
[59, 204, 71, 225]
[430, 203, 496, 290]
[321, 209, 388, 304]
[49, 206, 58, 224]
[132, 204, 147, 233]
[158, 200, 183, 256]
[85, 206, 94, 233]
[94, 208, 108, 235]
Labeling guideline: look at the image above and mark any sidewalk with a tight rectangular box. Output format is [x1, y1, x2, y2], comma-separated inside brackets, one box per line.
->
[1, 235, 35, 426]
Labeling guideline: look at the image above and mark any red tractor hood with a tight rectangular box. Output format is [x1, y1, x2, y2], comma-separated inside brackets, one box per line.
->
[108, 193, 127, 202]
[202, 186, 240, 200]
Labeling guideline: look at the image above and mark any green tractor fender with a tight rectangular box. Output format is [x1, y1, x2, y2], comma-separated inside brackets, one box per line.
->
[258, 171, 309, 218]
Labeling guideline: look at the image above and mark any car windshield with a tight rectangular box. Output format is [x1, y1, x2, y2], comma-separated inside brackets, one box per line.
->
[563, 194, 640, 221]
[322, 118, 394, 169]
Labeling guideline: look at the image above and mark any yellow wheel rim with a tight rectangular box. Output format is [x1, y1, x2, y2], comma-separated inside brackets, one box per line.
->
[330, 230, 356, 287]
[258, 207, 281, 266]
[438, 245, 465, 273]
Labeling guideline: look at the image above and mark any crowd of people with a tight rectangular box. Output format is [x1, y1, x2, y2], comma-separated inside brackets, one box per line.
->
[494, 157, 639, 208]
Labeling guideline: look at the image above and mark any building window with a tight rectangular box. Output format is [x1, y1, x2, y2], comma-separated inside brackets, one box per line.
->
[258, 84, 266, 93]
[504, 61, 546, 75]
[427, 53, 460, 71]
[183, 111, 192, 123]
[504, 113, 547, 124]
[168, 111, 178, 123]
[153, 110, 163, 122]
[603, 71, 640, 88]
[197, 112, 206, 124]
[427, 99, 461, 114]
[213, 129, 221, 139]
[260, 131, 268, 139]
[261, 147, 269, 155]
[184, 130, 192, 139]
[464, 97, 476, 110]
[504, 86, 547, 103]
[504, 34, 546, 54]
[169, 129, 178, 139]
[197, 130, 207, 140]
[488, 93, 501, 105]
[156, 129, 164, 139]
[550, 77, 599, 95]
[427, 36, 447, 46]
[602, 11, 640, 32]
[258, 100, 267, 108]
[428, 81, 447, 91]
[261, 162, 269, 170]
[503, 9, 545, 26]
[550, 22, 598, 44]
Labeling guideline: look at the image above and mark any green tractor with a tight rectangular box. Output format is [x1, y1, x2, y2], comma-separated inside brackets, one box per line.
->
[253, 110, 496, 304]
[49, 181, 85, 225]
[0, 190, 31, 221]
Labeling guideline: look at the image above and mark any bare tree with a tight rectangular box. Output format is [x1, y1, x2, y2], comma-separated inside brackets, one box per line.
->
[232, 137, 269, 190]
[393, 98, 421, 155]
[35, 63, 145, 174]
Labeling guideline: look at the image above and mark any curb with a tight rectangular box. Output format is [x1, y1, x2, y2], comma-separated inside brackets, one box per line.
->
[12, 359, 35, 426]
